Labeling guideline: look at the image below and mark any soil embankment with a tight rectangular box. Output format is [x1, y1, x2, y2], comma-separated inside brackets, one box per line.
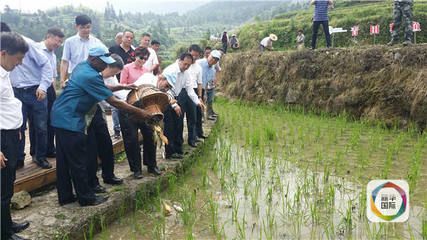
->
[219, 45, 427, 129]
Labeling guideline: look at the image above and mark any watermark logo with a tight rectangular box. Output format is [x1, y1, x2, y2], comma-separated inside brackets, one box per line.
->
[367, 180, 409, 222]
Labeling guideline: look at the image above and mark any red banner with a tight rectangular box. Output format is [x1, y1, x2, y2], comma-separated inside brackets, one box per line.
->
[370, 24, 380, 35]
[351, 25, 359, 37]
[413, 21, 421, 32]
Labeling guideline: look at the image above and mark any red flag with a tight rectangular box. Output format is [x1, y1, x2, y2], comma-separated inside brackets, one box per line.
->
[389, 23, 394, 33]
[412, 21, 421, 32]
[351, 25, 359, 37]
[370, 24, 380, 35]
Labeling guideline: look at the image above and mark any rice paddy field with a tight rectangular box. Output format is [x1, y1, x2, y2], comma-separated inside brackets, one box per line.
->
[96, 98, 427, 240]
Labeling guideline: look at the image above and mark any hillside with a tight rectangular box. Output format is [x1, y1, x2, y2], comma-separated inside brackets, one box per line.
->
[237, 1, 427, 51]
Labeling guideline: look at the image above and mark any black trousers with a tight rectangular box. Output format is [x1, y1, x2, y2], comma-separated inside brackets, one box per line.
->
[119, 111, 156, 173]
[311, 20, 331, 49]
[194, 88, 204, 137]
[55, 128, 96, 205]
[14, 86, 48, 162]
[164, 104, 183, 157]
[1, 129, 19, 239]
[87, 106, 115, 188]
[179, 89, 197, 145]
[29, 84, 56, 157]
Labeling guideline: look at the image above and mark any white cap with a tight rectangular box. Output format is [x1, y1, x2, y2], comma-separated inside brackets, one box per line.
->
[210, 50, 221, 60]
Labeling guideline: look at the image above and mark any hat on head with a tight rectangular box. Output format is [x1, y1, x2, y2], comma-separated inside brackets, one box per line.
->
[269, 33, 278, 41]
[89, 46, 115, 64]
[210, 50, 221, 60]
[163, 73, 176, 88]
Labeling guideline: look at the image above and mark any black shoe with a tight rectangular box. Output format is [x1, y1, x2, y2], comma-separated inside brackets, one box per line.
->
[11, 221, 30, 233]
[402, 40, 412, 46]
[195, 138, 204, 143]
[198, 135, 207, 139]
[188, 142, 198, 148]
[79, 195, 109, 207]
[387, 39, 398, 46]
[34, 158, 52, 169]
[170, 153, 184, 159]
[59, 196, 77, 206]
[93, 185, 107, 194]
[16, 161, 24, 170]
[8, 233, 29, 240]
[207, 116, 216, 121]
[133, 171, 143, 179]
[104, 177, 123, 185]
[165, 153, 183, 160]
[147, 167, 162, 176]
[46, 152, 56, 158]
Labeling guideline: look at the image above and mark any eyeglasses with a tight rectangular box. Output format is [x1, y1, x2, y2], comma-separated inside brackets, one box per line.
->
[137, 56, 149, 61]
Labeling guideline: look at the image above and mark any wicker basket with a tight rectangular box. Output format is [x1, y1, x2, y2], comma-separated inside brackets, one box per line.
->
[126, 86, 169, 123]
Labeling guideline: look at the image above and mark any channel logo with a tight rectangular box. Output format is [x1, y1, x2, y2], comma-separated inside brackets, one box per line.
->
[367, 180, 409, 222]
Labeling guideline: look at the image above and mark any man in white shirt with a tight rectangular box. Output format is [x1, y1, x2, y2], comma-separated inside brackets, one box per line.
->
[116, 72, 173, 177]
[259, 34, 278, 52]
[185, 44, 204, 146]
[0, 31, 30, 240]
[60, 14, 105, 88]
[139, 33, 159, 74]
[162, 53, 204, 159]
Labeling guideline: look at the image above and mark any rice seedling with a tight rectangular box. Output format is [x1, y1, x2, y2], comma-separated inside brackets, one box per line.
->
[236, 213, 247, 239]
[207, 194, 220, 236]
[422, 218, 427, 239]
[231, 198, 240, 223]
[263, 206, 276, 240]
[250, 185, 260, 215]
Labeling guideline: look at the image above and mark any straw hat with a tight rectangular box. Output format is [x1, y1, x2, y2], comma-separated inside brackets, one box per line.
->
[269, 33, 278, 41]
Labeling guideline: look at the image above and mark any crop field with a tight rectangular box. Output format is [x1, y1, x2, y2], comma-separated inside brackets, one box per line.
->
[96, 98, 427, 240]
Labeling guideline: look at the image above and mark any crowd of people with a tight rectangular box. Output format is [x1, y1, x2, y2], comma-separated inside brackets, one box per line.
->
[0, 14, 222, 240]
[1, 0, 415, 238]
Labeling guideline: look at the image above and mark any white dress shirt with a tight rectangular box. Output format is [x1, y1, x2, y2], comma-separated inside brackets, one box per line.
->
[143, 48, 159, 73]
[260, 37, 273, 48]
[113, 73, 158, 101]
[62, 34, 105, 73]
[0, 66, 23, 130]
[187, 63, 203, 89]
[163, 62, 200, 105]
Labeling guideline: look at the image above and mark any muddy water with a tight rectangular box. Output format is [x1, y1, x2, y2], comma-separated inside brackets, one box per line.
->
[96, 99, 427, 240]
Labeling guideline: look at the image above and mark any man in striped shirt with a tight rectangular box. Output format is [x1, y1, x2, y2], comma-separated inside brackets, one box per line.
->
[311, 0, 333, 49]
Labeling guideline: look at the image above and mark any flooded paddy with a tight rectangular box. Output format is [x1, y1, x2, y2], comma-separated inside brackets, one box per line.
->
[96, 98, 427, 239]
